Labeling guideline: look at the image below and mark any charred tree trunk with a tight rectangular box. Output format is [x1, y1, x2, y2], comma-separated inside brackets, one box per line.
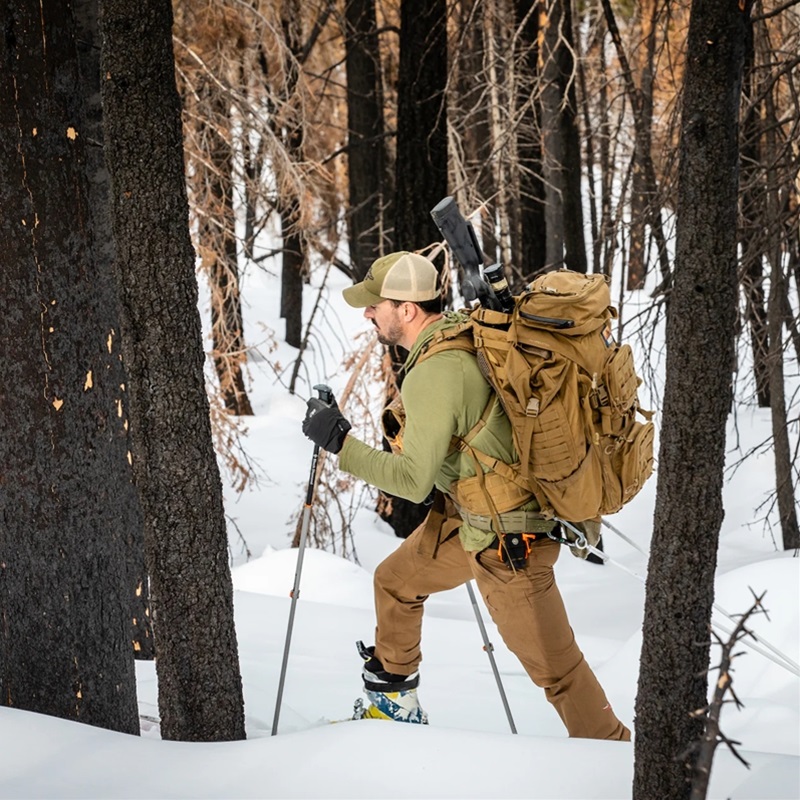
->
[482, 0, 514, 269]
[277, 0, 306, 350]
[381, 0, 447, 537]
[767, 259, 800, 551]
[0, 0, 139, 732]
[343, 0, 387, 279]
[100, 0, 246, 742]
[556, 0, 586, 275]
[786, 230, 800, 365]
[279, 195, 305, 350]
[393, 0, 448, 247]
[73, 0, 154, 660]
[457, 0, 499, 266]
[739, 24, 770, 407]
[516, 0, 546, 280]
[763, 64, 800, 552]
[633, 2, 749, 797]
[539, 0, 587, 273]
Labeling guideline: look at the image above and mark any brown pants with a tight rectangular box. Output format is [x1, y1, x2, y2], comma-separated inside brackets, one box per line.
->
[373, 521, 630, 741]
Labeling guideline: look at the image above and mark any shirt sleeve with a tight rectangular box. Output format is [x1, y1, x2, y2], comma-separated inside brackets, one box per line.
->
[338, 353, 465, 503]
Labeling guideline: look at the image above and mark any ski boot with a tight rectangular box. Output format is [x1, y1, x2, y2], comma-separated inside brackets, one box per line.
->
[354, 641, 428, 724]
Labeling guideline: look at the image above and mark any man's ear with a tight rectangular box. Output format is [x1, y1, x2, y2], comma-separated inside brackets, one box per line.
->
[401, 301, 417, 321]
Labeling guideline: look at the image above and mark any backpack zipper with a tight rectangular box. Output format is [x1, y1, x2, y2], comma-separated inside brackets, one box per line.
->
[518, 310, 575, 329]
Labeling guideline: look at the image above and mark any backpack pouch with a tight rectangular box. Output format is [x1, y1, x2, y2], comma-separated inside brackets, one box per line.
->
[518, 272, 613, 337]
[617, 420, 655, 505]
[528, 359, 584, 481]
[536, 445, 604, 520]
[603, 344, 640, 415]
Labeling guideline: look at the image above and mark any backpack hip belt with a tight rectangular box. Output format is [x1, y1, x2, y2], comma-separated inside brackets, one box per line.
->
[451, 501, 555, 534]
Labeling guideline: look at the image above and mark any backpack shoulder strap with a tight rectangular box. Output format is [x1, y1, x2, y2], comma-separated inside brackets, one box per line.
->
[399, 320, 476, 383]
[450, 391, 496, 451]
[413, 321, 476, 368]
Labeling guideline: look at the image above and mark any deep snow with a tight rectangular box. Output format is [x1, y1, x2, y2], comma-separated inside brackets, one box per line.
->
[1, 263, 797, 800]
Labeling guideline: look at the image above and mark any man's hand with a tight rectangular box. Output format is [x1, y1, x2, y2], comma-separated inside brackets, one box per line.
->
[302, 397, 352, 454]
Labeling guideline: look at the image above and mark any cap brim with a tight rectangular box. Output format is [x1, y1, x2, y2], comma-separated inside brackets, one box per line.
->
[342, 282, 384, 308]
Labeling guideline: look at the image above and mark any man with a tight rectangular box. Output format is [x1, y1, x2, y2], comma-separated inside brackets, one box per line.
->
[302, 250, 630, 740]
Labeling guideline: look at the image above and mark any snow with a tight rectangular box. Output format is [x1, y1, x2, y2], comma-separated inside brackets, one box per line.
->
[1, 263, 797, 799]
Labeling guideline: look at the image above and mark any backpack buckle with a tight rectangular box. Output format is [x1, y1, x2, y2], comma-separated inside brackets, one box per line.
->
[525, 397, 540, 416]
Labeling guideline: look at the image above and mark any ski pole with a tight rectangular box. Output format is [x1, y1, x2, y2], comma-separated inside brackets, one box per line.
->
[599, 517, 800, 677]
[554, 518, 649, 584]
[465, 580, 517, 734]
[557, 518, 800, 678]
[271, 383, 333, 736]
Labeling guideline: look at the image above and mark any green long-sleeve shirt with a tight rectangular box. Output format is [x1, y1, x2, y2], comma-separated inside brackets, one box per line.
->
[339, 314, 524, 550]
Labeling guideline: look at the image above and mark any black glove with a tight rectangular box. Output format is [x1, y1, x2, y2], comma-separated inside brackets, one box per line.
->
[302, 397, 352, 454]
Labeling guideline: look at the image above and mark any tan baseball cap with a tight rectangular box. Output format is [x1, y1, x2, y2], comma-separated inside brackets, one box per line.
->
[343, 252, 440, 308]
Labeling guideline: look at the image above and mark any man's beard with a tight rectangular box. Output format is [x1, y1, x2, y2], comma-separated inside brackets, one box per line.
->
[374, 318, 402, 347]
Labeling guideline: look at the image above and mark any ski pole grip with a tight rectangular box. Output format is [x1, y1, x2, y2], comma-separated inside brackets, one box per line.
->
[313, 383, 334, 405]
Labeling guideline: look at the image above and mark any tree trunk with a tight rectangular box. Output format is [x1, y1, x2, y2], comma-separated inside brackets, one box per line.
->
[381, 0, 448, 537]
[574, 4, 600, 275]
[0, 0, 139, 733]
[454, 0, 499, 267]
[767, 260, 800, 551]
[197, 87, 254, 416]
[633, 2, 749, 797]
[786, 231, 800, 365]
[277, 1, 306, 349]
[73, 0, 155, 660]
[538, 0, 587, 273]
[344, 0, 387, 279]
[557, 0, 586, 275]
[628, 0, 657, 290]
[739, 23, 770, 407]
[763, 65, 800, 552]
[516, 0, 546, 280]
[100, 0, 246, 742]
[595, 21, 616, 276]
[482, 0, 514, 270]
[393, 0, 448, 247]
[280, 197, 306, 350]
[600, 0, 672, 288]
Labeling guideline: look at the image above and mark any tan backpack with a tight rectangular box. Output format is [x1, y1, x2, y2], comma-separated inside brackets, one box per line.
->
[420, 269, 655, 522]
